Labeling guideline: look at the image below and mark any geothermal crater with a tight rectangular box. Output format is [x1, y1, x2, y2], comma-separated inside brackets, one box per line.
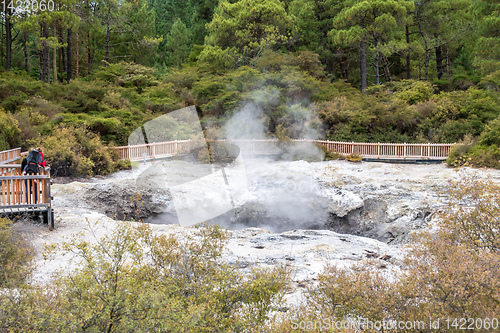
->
[79, 158, 441, 243]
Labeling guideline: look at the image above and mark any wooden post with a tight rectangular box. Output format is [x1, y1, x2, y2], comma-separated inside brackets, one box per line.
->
[46, 177, 53, 230]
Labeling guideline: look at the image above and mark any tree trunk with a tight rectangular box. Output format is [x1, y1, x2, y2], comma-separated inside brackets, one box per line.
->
[60, 27, 66, 80]
[105, 6, 111, 65]
[39, 50, 43, 81]
[435, 44, 443, 79]
[53, 27, 57, 83]
[87, 31, 91, 75]
[374, 39, 380, 85]
[42, 22, 50, 82]
[360, 19, 367, 92]
[6, 14, 12, 71]
[24, 32, 29, 73]
[76, 27, 79, 77]
[424, 48, 430, 81]
[67, 28, 72, 82]
[383, 55, 392, 82]
[335, 47, 348, 82]
[406, 25, 410, 79]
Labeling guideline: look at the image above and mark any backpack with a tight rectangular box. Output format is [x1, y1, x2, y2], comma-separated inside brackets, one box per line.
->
[25, 150, 43, 174]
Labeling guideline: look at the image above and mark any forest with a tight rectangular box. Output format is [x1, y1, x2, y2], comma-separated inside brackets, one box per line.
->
[0, 0, 499, 174]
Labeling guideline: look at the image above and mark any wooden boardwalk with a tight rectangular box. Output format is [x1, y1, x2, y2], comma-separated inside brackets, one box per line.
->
[116, 139, 454, 162]
[0, 150, 53, 230]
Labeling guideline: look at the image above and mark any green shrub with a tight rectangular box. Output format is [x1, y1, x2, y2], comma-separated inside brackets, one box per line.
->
[346, 153, 362, 162]
[0, 108, 21, 150]
[41, 126, 121, 177]
[92, 62, 159, 93]
[1, 223, 288, 332]
[468, 144, 500, 169]
[0, 217, 34, 287]
[446, 135, 476, 167]
[480, 69, 500, 91]
[479, 116, 500, 146]
[320, 145, 343, 161]
[396, 80, 434, 105]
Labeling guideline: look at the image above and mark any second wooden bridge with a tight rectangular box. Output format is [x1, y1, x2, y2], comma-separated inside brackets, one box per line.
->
[115, 139, 454, 162]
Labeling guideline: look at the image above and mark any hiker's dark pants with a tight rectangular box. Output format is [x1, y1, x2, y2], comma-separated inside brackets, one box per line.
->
[24, 175, 38, 204]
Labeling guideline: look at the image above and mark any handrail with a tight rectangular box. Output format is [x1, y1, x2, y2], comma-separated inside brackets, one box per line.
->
[0, 148, 21, 164]
[0, 150, 53, 230]
[116, 139, 455, 161]
[0, 164, 50, 176]
[0, 175, 51, 206]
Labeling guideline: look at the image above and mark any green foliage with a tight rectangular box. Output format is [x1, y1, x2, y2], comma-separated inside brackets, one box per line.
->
[480, 69, 500, 91]
[396, 80, 435, 105]
[0, 218, 34, 287]
[165, 19, 191, 67]
[0, 222, 288, 332]
[198, 45, 237, 70]
[41, 126, 121, 177]
[0, 108, 21, 151]
[446, 135, 476, 167]
[202, 0, 294, 64]
[93, 62, 159, 93]
[320, 145, 343, 161]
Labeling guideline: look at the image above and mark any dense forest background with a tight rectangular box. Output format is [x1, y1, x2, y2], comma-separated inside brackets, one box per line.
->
[0, 0, 499, 174]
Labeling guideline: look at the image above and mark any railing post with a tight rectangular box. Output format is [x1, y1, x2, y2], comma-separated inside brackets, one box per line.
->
[427, 143, 430, 158]
[404, 143, 407, 158]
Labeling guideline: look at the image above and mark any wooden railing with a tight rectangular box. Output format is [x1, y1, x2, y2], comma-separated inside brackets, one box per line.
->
[117, 139, 454, 161]
[312, 140, 453, 159]
[116, 140, 193, 161]
[0, 148, 22, 164]
[0, 156, 53, 230]
[0, 175, 51, 206]
[0, 164, 50, 177]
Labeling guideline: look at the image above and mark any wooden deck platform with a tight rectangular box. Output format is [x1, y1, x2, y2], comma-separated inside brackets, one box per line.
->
[0, 153, 53, 230]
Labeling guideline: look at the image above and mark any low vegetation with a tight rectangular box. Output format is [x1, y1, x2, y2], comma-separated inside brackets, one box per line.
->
[0, 223, 288, 332]
[0, 217, 34, 288]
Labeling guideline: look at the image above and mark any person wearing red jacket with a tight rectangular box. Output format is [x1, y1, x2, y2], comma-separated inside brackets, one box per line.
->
[36, 147, 46, 167]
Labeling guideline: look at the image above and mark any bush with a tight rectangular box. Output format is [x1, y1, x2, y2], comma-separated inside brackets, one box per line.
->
[346, 153, 362, 162]
[1, 222, 288, 332]
[0, 217, 34, 287]
[41, 126, 122, 177]
[396, 80, 434, 105]
[92, 62, 159, 93]
[446, 135, 476, 167]
[320, 146, 343, 161]
[0, 108, 20, 151]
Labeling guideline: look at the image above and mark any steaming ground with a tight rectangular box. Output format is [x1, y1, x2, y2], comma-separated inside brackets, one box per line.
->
[19, 159, 500, 306]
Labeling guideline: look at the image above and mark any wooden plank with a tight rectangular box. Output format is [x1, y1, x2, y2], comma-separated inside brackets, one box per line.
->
[1, 179, 5, 205]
